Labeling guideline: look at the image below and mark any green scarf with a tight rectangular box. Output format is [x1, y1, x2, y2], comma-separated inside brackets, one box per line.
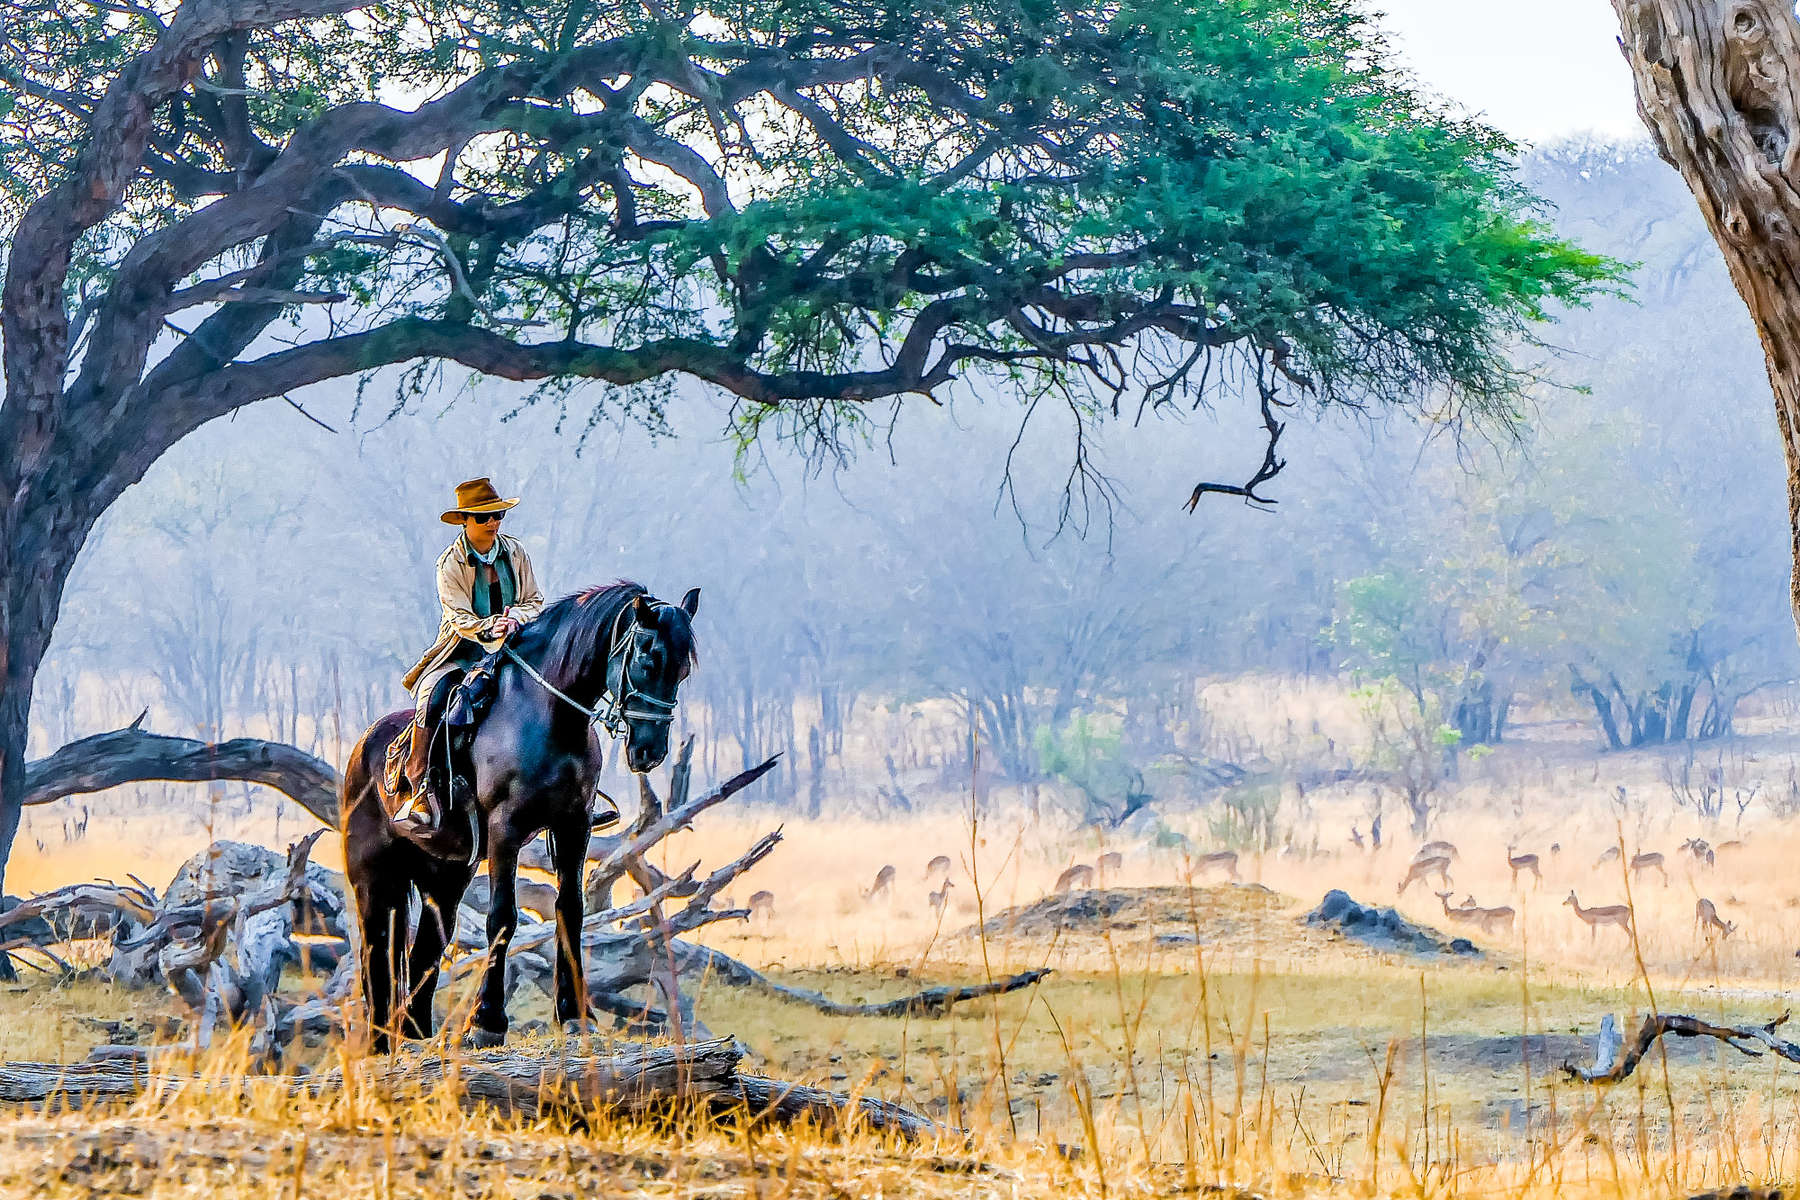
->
[462, 534, 518, 620]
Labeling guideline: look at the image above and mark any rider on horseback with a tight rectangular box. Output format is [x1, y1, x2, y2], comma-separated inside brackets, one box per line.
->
[387, 477, 543, 836]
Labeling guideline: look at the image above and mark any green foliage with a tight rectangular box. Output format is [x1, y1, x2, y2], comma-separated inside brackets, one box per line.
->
[1352, 679, 1455, 835]
[1331, 573, 1437, 704]
[1037, 714, 1119, 782]
[1, 0, 1619, 458]
[1036, 714, 1141, 821]
[1328, 404, 1736, 747]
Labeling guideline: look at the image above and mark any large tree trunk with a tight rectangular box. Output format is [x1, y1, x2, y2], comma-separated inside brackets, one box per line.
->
[0, 400, 251, 964]
[0, 494, 99, 979]
[1612, 1, 1800, 640]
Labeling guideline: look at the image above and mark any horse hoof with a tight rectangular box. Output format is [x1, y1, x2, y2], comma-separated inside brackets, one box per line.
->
[464, 1028, 505, 1050]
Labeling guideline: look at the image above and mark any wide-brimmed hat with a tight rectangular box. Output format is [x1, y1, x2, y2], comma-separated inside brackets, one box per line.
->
[440, 477, 520, 525]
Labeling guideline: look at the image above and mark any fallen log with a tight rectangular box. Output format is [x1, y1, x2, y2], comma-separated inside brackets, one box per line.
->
[0, 1037, 945, 1137]
[22, 713, 339, 827]
[674, 941, 1051, 1018]
[0, 880, 156, 943]
[1564, 1011, 1800, 1083]
[730, 1073, 944, 1139]
[0, 1037, 736, 1118]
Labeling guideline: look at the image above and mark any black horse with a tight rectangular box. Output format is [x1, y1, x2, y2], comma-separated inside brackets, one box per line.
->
[340, 581, 698, 1050]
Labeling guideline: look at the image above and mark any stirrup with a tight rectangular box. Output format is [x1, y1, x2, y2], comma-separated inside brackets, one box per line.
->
[391, 808, 438, 836]
[590, 789, 621, 830]
[392, 779, 445, 834]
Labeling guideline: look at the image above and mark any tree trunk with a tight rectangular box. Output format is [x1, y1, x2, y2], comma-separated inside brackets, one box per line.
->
[1571, 671, 1626, 750]
[1405, 787, 1432, 839]
[0, 493, 98, 979]
[1613, 1, 1800, 640]
[805, 725, 823, 820]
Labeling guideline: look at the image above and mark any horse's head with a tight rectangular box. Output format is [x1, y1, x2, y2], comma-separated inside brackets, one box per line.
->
[617, 587, 700, 773]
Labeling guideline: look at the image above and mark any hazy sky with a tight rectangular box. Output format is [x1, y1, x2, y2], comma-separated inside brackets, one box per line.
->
[1377, 1, 1644, 145]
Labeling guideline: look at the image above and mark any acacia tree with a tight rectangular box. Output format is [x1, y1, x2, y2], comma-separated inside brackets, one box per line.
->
[0, 0, 1609, 931]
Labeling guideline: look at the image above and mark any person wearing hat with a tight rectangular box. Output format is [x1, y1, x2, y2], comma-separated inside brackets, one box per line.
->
[387, 477, 545, 836]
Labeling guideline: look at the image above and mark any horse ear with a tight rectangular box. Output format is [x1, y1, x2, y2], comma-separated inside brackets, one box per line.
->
[632, 595, 656, 624]
[679, 587, 700, 618]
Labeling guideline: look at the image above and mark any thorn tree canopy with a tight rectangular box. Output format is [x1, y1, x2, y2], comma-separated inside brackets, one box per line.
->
[0, 0, 1613, 939]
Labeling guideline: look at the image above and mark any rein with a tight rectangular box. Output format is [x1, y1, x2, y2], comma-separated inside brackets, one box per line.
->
[502, 599, 677, 738]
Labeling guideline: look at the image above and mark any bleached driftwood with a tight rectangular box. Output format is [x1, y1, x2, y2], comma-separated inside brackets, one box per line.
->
[0, 835, 350, 991]
[15, 733, 1005, 1051]
[155, 832, 328, 1049]
[584, 746, 782, 911]
[1565, 1011, 1800, 1083]
[0, 879, 154, 976]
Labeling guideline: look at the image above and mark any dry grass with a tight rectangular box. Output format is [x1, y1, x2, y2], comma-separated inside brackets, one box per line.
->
[18, 681, 1800, 1196]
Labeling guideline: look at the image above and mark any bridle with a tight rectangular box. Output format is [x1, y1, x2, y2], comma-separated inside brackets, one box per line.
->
[501, 597, 680, 739]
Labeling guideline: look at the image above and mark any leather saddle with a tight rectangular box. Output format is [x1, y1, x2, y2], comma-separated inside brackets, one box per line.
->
[378, 654, 505, 834]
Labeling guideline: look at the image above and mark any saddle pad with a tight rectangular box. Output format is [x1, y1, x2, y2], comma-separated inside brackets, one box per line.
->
[379, 724, 416, 819]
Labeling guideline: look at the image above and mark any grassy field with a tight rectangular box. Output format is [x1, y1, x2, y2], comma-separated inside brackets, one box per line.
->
[9, 684, 1800, 1196]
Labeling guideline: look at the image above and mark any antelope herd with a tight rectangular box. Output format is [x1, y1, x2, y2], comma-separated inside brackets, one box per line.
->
[734, 822, 1751, 955]
[1382, 832, 1747, 948]
[749, 843, 1251, 927]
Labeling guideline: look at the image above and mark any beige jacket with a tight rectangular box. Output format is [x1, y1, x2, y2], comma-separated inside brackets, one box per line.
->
[401, 532, 546, 691]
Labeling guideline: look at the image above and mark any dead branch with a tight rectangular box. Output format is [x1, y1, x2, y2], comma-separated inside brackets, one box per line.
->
[0, 879, 158, 940]
[21, 737, 787, 1050]
[584, 755, 781, 903]
[674, 941, 1051, 1017]
[22, 717, 339, 826]
[152, 833, 327, 1048]
[1564, 1011, 1800, 1083]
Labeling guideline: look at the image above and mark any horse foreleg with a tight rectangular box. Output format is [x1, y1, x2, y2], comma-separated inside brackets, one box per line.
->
[550, 815, 592, 1028]
[473, 833, 519, 1044]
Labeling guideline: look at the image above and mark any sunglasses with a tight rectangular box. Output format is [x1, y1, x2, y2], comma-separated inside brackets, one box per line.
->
[461, 512, 505, 524]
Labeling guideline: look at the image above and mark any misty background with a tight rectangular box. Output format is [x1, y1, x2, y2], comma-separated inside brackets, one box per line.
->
[24, 138, 1796, 830]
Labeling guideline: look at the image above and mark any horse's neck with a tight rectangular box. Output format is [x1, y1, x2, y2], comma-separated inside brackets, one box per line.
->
[519, 626, 614, 720]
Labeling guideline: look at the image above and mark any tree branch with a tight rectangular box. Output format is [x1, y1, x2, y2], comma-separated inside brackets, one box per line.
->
[675, 940, 1051, 1018]
[21, 716, 339, 826]
[1565, 1010, 1800, 1083]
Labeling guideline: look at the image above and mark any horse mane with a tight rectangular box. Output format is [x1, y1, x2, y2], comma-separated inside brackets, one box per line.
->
[520, 580, 697, 691]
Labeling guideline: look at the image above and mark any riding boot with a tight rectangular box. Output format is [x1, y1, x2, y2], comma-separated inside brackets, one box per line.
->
[393, 670, 467, 838]
[391, 720, 445, 836]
